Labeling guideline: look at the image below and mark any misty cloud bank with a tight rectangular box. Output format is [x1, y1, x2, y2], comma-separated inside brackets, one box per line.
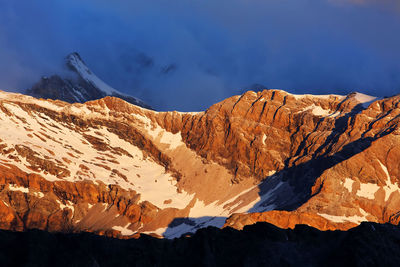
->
[0, 0, 399, 111]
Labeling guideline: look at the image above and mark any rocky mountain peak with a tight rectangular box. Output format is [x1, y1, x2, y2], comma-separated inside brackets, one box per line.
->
[66, 52, 84, 64]
[26, 52, 152, 109]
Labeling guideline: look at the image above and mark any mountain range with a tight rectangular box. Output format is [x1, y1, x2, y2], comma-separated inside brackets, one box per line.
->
[0, 87, 399, 240]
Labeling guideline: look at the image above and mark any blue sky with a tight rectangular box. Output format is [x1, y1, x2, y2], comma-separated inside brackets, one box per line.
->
[0, 0, 399, 111]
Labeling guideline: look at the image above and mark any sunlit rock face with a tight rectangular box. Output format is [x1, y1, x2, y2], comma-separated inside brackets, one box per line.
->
[0, 88, 399, 238]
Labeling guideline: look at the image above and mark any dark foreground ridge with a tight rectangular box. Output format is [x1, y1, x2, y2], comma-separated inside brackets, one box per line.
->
[1, 222, 399, 267]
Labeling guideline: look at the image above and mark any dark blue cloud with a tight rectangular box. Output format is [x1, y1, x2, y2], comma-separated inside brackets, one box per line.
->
[0, 0, 399, 111]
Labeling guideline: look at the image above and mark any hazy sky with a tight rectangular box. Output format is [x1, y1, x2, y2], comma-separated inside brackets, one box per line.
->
[0, 0, 399, 111]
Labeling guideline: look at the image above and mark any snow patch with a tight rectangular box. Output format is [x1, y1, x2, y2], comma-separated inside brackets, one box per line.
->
[357, 183, 380, 199]
[262, 134, 267, 145]
[300, 104, 335, 117]
[163, 217, 227, 239]
[290, 92, 344, 100]
[32, 191, 45, 198]
[101, 203, 108, 212]
[318, 208, 368, 224]
[189, 199, 226, 218]
[245, 181, 285, 213]
[342, 178, 354, 193]
[311, 105, 331, 116]
[141, 227, 168, 236]
[378, 160, 400, 201]
[159, 131, 184, 150]
[8, 184, 29, 193]
[132, 113, 185, 149]
[72, 88, 85, 102]
[353, 92, 377, 108]
[176, 111, 204, 115]
[56, 200, 74, 213]
[112, 223, 134, 236]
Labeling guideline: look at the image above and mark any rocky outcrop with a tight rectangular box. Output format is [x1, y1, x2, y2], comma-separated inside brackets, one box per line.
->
[0, 164, 163, 238]
[224, 92, 400, 231]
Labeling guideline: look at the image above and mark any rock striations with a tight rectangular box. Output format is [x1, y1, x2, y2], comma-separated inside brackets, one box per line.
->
[0, 88, 399, 238]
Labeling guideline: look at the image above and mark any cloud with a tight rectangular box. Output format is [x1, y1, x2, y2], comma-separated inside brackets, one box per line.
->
[330, 0, 400, 8]
[0, 0, 399, 111]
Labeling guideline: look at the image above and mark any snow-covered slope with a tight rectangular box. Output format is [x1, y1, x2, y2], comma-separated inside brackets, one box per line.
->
[66, 53, 118, 96]
[26, 53, 152, 109]
[0, 88, 399, 240]
[0, 90, 261, 238]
